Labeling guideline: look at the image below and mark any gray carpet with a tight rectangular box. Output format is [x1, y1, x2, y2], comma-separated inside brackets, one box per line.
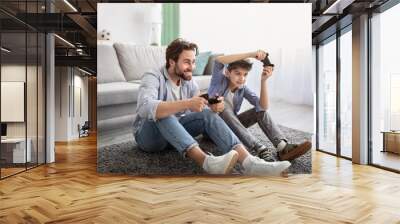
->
[97, 125, 312, 175]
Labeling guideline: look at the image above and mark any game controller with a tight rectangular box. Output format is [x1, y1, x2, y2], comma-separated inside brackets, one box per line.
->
[200, 93, 222, 105]
[261, 53, 274, 67]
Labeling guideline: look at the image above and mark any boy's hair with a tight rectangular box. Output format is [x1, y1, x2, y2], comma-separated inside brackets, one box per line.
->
[166, 38, 198, 69]
[227, 59, 252, 72]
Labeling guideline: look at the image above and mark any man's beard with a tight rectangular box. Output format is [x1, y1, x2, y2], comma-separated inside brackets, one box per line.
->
[175, 67, 192, 81]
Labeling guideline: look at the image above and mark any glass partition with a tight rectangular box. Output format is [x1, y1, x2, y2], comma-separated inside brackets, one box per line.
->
[1, 30, 28, 177]
[339, 28, 352, 158]
[317, 36, 337, 155]
[0, 1, 46, 179]
[371, 3, 400, 171]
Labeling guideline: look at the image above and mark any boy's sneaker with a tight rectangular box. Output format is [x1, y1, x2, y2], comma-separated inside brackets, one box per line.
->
[253, 143, 276, 162]
[203, 150, 239, 174]
[278, 141, 312, 161]
[242, 155, 291, 176]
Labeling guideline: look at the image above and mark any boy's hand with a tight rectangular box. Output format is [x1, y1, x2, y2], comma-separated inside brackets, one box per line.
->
[261, 66, 273, 81]
[209, 96, 225, 113]
[253, 50, 267, 61]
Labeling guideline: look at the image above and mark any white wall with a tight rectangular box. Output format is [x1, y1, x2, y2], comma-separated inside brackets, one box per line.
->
[97, 3, 162, 45]
[76, 75, 89, 125]
[55, 67, 69, 141]
[55, 67, 89, 141]
[71, 74, 89, 138]
[180, 3, 313, 106]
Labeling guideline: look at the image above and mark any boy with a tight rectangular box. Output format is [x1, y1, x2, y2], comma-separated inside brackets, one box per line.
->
[208, 50, 311, 162]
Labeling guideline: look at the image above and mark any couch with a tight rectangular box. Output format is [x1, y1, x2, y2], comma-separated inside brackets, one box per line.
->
[97, 42, 220, 139]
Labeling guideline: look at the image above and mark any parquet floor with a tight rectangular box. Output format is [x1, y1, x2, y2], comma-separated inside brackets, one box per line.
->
[1, 133, 400, 223]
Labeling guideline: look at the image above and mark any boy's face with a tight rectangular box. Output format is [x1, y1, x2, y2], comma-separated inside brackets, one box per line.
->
[226, 67, 249, 89]
[169, 49, 196, 81]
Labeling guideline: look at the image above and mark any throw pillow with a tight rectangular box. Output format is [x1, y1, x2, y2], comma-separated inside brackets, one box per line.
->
[193, 51, 212, 76]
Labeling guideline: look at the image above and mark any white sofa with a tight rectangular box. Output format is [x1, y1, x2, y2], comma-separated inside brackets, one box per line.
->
[97, 42, 219, 136]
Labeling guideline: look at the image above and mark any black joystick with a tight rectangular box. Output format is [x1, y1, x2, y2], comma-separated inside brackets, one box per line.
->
[200, 93, 221, 105]
[261, 53, 274, 67]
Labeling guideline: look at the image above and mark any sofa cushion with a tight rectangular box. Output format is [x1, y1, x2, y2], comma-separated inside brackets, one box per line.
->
[98, 102, 137, 121]
[193, 75, 211, 91]
[114, 43, 166, 81]
[98, 82, 140, 107]
[128, 80, 142, 84]
[97, 42, 127, 83]
[193, 51, 212, 76]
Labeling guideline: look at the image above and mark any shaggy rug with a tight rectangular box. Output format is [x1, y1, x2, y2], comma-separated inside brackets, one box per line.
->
[97, 125, 312, 175]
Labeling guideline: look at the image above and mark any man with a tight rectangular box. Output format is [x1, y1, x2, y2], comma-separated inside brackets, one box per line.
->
[208, 50, 312, 162]
[133, 39, 291, 175]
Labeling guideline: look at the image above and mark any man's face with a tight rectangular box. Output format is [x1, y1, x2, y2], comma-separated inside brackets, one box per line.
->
[226, 67, 249, 89]
[169, 50, 196, 81]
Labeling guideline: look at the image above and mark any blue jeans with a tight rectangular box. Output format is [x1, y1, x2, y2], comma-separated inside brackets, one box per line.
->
[134, 109, 242, 156]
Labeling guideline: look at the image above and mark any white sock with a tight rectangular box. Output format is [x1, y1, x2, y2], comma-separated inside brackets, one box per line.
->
[277, 140, 287, 151]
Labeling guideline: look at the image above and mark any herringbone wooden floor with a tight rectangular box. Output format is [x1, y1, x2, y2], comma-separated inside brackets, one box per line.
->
[1, 134, 400, 224]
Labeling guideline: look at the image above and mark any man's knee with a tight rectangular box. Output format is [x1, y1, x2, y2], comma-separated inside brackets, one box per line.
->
[136, 128, 168, 153]
[156, 114, 179, 125]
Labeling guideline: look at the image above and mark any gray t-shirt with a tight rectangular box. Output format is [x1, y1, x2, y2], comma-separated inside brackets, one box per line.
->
[224, 89, 235, 110]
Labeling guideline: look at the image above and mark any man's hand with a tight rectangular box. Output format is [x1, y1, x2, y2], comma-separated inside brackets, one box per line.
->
[188, 96, 208, 112]
[209, 96, 225, 113]
[261, 66, 273, 82]
[253, 50, 267, 61]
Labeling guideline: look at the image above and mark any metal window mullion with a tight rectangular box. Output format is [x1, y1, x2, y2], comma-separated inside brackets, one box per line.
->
[25, 0, 28, 171]
[336, 29, 341, 157]
[44, 32, 47, 165]
[316, 44, 320, 151]
[36, 2, 39, 167]
[68, 68, 71, 118]
[0, 27, 2, 179]
[367, 10, 373, 165]
[73, 68, 75, 118]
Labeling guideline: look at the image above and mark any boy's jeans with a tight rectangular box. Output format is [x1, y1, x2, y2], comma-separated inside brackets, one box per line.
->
[219, 107, 286, 150]
[134, 109, 242, 156]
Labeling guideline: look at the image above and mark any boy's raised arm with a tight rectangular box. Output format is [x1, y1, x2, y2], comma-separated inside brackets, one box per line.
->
[215, 50, 267, 65]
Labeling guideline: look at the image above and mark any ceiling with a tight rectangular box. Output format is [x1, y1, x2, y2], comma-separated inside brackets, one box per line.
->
[0, 0, 393, 75]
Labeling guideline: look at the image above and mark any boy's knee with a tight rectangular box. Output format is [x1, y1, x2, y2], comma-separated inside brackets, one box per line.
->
[256, 111, 266, 121]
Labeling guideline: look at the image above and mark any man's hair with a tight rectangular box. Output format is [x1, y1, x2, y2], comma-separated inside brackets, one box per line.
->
[227, 59, 252, 72]
[166, 38, 198, 69]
